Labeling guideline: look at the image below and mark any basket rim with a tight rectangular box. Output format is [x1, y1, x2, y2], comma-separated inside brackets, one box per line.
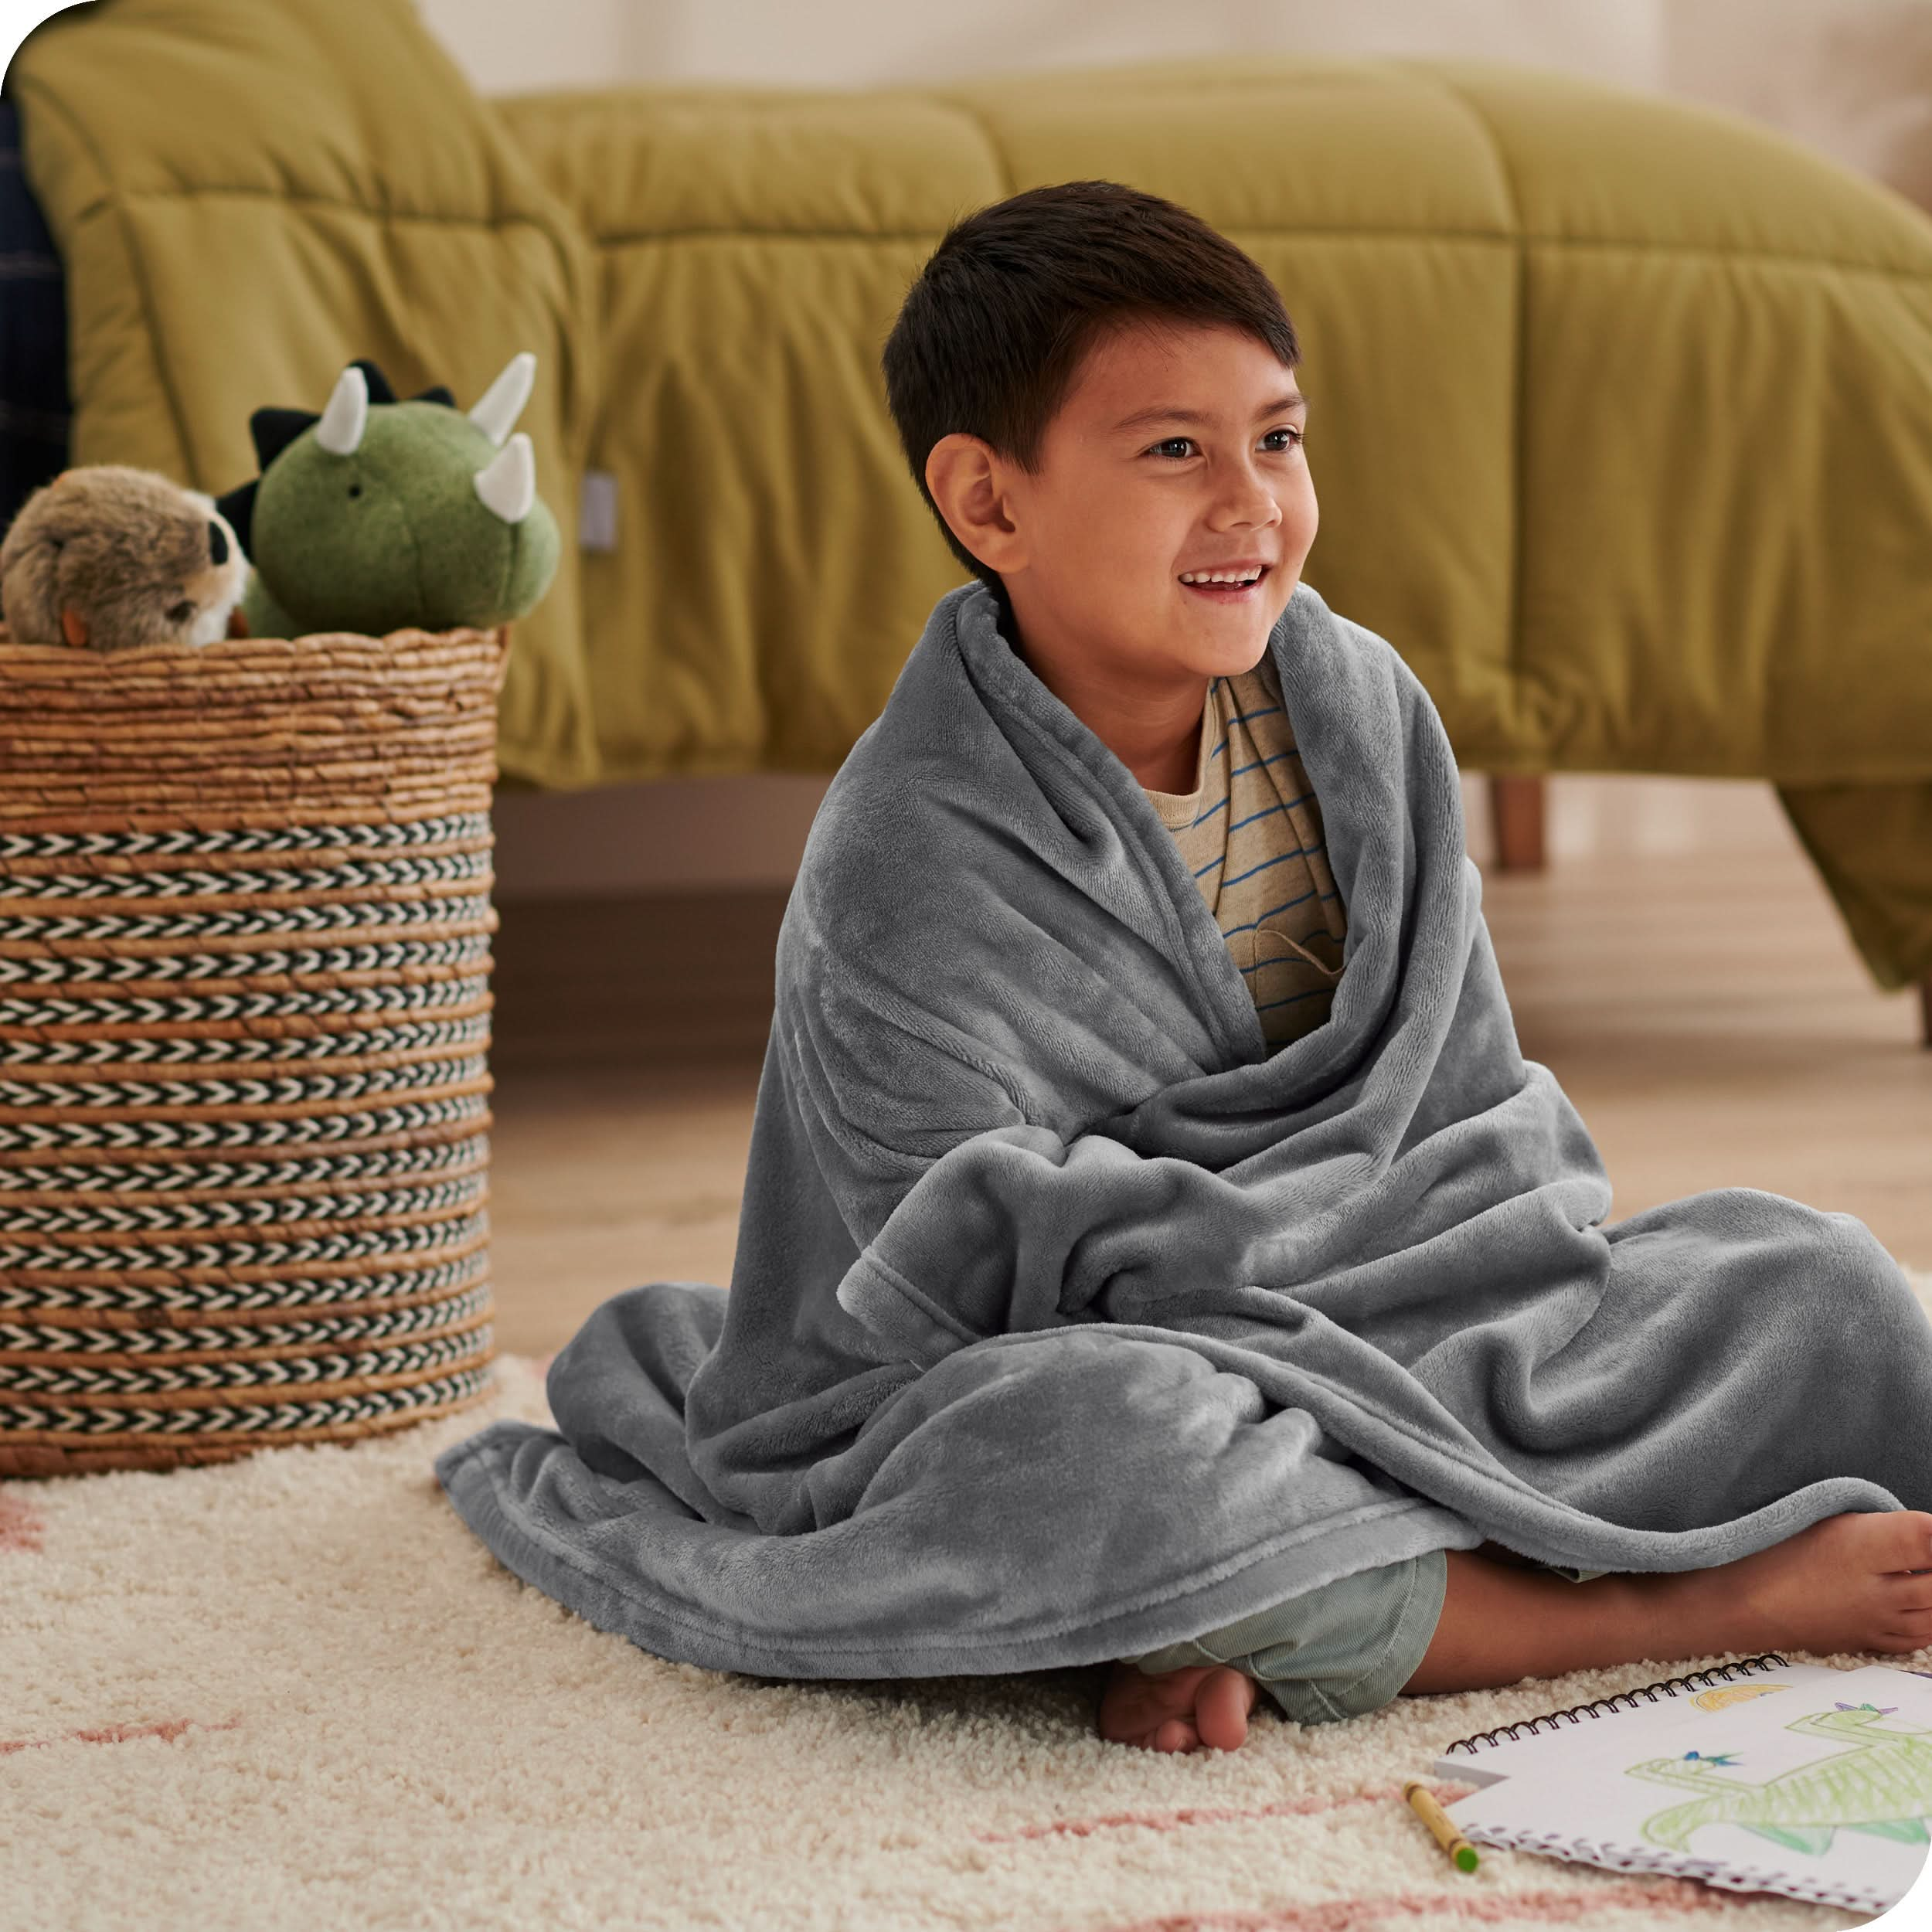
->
[0, 620, 510, 659]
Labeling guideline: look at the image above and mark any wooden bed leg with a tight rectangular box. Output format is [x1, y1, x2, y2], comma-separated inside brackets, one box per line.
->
[1488, 774, 1547, 872]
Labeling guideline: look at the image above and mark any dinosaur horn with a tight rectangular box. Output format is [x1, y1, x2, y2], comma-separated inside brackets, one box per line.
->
[468, 351, 536, 448]
[314, 365, 368, 456]
[474, 431, 535, 525]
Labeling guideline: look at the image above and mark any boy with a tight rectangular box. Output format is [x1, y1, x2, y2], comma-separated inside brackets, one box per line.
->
[879, 179, 1932, 1756]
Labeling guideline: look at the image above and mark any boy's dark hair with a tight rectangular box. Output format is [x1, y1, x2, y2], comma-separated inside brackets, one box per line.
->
[880, 179, 1301, 603]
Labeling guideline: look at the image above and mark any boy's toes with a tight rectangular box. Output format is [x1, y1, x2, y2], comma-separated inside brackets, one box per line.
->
[1097, 1661, 1261, 1754]
[1098, 1661, 1209, 1751]
[1885, 1510, 1932, 1575]
[1194, 1665, 1261, 1751]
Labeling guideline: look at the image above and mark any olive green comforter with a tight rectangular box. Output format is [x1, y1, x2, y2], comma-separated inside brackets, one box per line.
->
[10, 0, 1931, 992]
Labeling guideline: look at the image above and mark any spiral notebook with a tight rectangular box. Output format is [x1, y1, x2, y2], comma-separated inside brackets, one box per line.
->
[1425, 1654, 1932, 1915]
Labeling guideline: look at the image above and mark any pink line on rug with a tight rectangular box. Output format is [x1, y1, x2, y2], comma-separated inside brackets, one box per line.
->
[0, 1715, 241, 1756]
[978, 1779, 1484, 1844]
[0, 1489, 46, 1555]
[1065, 1876, 1766, 1930]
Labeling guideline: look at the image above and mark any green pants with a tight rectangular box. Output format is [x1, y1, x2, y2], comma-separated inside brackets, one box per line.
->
[1123, 1549, 1607, 1726]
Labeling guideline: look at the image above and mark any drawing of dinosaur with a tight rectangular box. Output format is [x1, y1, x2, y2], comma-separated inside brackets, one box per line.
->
[1628, 1704, 1932, 1857]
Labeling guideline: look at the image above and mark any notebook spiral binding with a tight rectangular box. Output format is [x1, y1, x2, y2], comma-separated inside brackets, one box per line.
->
[1440, 1651, 1791, 1757]
[1455, 1831, 1882, 1913]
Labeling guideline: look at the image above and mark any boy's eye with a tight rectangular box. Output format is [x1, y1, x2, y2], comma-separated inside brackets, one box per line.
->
[1147, 427, 1305, 460]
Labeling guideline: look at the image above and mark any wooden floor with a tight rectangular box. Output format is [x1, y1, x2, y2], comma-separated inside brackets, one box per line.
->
[485, 837, 1932, 1358]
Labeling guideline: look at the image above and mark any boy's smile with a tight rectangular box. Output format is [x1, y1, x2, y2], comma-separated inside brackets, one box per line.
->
[923, 319, 1318, 788]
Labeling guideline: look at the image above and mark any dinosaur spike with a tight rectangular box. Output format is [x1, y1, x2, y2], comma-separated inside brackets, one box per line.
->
[249, 407, 321, 471]
[211, 478, 260, 556]
[474, 431, 535, 525]
[468, 351, 535, 448]
[351, 359, 399, 406]
[315, 366, 368, 457]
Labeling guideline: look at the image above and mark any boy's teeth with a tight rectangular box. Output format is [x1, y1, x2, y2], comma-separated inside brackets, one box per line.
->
[1181, 568, 1261, 584]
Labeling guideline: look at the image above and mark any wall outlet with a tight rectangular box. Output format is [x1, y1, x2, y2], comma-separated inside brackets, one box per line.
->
[579, 468, 617, 552]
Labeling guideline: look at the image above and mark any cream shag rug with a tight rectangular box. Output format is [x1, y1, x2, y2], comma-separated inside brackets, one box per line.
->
[6, 1271, 1932, 1932]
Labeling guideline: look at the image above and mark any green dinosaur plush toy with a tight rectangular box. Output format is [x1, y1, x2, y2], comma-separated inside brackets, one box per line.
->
[213, 351, 560, 641]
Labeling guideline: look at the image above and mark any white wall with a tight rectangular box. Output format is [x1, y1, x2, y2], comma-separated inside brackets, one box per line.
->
[426, 0, 1923, 897]
[415, 0, 1665, 97]
[1666, 0, 1932, 201]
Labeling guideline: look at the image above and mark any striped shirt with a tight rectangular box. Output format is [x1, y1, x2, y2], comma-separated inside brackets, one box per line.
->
[1141, 651, 1346, 1052]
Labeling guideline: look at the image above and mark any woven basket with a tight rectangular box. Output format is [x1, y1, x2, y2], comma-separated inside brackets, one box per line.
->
[0, 619, 508, 1475]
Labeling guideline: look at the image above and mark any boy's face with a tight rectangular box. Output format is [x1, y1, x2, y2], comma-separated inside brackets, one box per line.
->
[927, 319, 1317, 692]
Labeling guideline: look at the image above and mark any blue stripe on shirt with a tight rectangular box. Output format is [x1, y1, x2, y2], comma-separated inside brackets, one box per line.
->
[1219, 884, 1328, 934]
[1254, 985, 1335, 1012]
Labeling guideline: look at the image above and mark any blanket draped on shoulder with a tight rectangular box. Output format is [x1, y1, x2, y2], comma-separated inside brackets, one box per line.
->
[435, 580, 1932, 1680]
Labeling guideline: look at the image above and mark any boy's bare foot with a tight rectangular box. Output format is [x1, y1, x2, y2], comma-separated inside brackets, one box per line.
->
[1098, 1658, 1263, 1753]
[1094, 1510, 1932, 1748]
[1405, 1508, 1932, 1697]
[1713, 1508, 1932, 1657]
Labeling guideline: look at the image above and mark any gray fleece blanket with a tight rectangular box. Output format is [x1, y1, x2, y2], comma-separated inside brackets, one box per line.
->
[434, 578, 1932, 1681]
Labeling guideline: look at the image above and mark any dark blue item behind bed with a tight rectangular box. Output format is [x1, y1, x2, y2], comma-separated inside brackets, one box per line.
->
[0, 93, 72, 529]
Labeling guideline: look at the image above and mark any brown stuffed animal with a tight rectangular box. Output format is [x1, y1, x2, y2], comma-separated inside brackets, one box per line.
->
[0, 464, 251, 651]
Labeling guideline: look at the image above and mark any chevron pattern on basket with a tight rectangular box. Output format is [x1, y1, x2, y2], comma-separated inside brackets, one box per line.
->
[0, 810, 492, 860]
[9, 1172, 487, 1230]
[0, 1138, 485, 1192]
[0, 1365, 494, 1439]
[0, 1093, 489, 1153]
[0, 934, 493, 985]
[0, 1053, 492, 1110]
[0, 1248, 488, 1315]
[17, 851, 492, 899]
[0, 988, 490, 1041]
[0, 893, 494, 942]
[0, 622, 510, 1475]
[0, 1323, 488, 1397]
[1, 1281, 493, 1354]
[0, 1206, 488, 1272]
[2, 1013, 492, 1065]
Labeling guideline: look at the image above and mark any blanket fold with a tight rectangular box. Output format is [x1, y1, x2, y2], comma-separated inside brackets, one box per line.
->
[436, 580, 1932, 1681]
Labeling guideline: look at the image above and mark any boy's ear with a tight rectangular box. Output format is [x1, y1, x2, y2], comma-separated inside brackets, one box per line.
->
[924, 433, 1026, 574]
